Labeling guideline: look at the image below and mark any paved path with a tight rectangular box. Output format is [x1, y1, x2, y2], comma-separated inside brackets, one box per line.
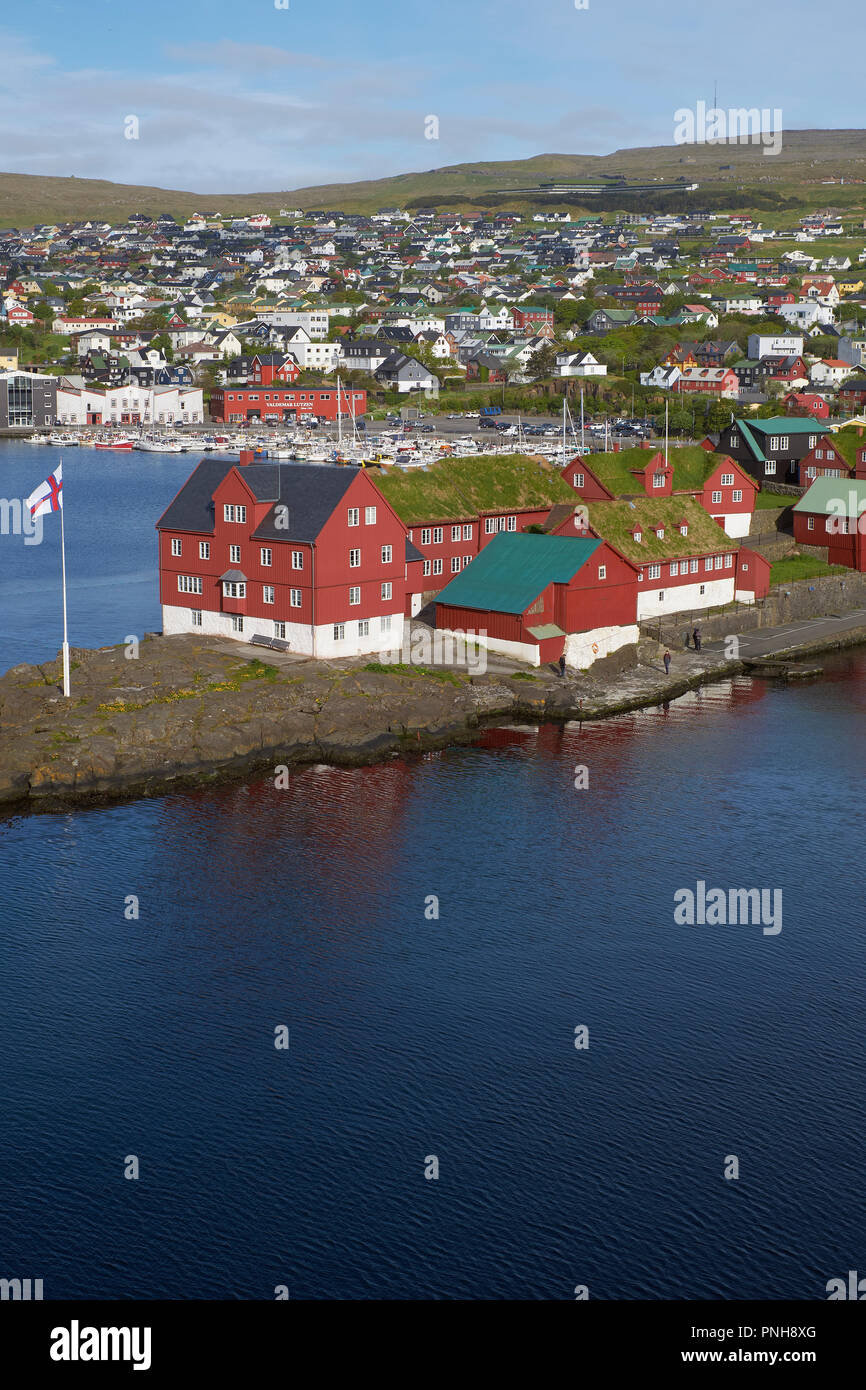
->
[717, 609, 866, 659]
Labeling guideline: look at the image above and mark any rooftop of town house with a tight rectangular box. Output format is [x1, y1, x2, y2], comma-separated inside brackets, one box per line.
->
[793, 476, 866, 517]
[583, 495, 733, 563]
[820, 426, 866, 467]
[156, 459, 361, 541]
[577, 445, 740, 497]
[739, 416, 831, 436]
[436, 531, 602, 614]
[371, 453, 577, 527]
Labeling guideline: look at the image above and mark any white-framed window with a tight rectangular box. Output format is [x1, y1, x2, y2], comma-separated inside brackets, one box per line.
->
[171, 538, 182, 556]
[451, 525, 461, 542]
[451, 556, 461, 573]
[191, 609, 202, 627]
[807, 516, 815, 530]
[485, 518, 496, 534]
[809, 435, 817, 448]
[333, 622, 345, 641]
[648, 563, 661, 579]
[349, 548, 361, 567]
[463, 524, 472, 540]
[715, 555, 723, 569]
[381, 581, 392, 600]
[658, 590, 665, 601]
[290, 550, 302, 569]
[263, 584, 275, 604]
[230, 544, 241, 563]
[433, 527, 443, 544]
[765, 461, 776, 475]
[576, 472, 585, 488]
[779, 436, 789, 450]
[633, 530, 642, 543]
[598, 564, 606, 580]
[261, 547, 273, 567]
[690, 558, 698, 573]
[700, 584, 706, 595]
[223, 581, 246, 598]
[670, 561, 679, 576]
[274, 622, 286, 639]
[652, 472, 666, 488]
[731, 431, 739, 446]
[349, 586, 361, 605]
[365, 505, 377, 525]
[381, 545, 392, 564]
[705, 557, 713, 572]
[433, 558, 443, 575]
[815, 449, 824, 460]
[380, 614, 391, 633]
[358, 619, 369, 637]
[462, 555, 471, 567]
[199, 541, 210, 560]
[720, 473, 735, 486]
[178, 575, 202, 594]
[733, 489, 743, 502]
[421, 528, 431, 545]
[231, 615, 244, 633]
[711, 490, 722, 505]
[224, 504, 246, 523]
[724, 553, 733, 568]
[680, 524, 688, 536]
[290, 588, 302, 607]
[507, 515, 516, 532]
[348, 507, 360, 527]
[423, 560, 431, 577]
[769, 436, 779, 450]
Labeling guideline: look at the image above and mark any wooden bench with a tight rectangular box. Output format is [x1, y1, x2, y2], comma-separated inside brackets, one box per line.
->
[251, 633, 291, 654]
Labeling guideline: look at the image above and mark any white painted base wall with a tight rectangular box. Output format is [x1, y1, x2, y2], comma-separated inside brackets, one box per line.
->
[162, 604, 406, 658]
[435, 623, 639, 670]
[636, 576, 735, 619]
[713, 512, 751, 538]
[564, 623, 640, 669]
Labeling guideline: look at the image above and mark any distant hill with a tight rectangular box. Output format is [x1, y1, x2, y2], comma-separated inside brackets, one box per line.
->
[2, 131, 866, 226]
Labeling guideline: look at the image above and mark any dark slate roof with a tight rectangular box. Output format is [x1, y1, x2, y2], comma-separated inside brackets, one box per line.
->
[156, 459, 361, 542]
[405, 536, 425, 563]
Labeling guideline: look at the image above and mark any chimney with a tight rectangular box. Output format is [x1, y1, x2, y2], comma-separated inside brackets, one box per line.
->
[238, 449, 255, 466]
[612, 441, 621, 453]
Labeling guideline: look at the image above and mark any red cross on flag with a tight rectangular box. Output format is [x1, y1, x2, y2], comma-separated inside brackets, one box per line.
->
[25, 464, 63, 521]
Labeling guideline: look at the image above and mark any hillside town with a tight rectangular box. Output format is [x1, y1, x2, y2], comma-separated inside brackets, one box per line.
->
[5, 200, 866, 670]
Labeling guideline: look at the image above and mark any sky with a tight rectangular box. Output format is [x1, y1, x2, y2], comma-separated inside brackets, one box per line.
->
[0, 0, 862, 194]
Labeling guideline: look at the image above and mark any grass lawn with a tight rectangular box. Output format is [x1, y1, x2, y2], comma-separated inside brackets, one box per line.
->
[755, 491, 795, 510]
[769, 556, 849, 584]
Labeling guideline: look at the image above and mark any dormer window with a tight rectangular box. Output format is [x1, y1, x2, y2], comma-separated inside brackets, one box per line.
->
[679, 524, 688, 536]
[655, 526, 665, 539]
[652, 472, 666, 488]
[633, 530, 642, 543]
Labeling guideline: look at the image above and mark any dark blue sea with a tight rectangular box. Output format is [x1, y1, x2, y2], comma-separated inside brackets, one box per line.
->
[1, 442, 863, 1299]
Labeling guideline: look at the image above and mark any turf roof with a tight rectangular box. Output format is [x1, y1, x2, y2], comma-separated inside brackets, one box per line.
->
[372, 453, 577, 526]
[580, 445, 731, 497]
[585, 495, 732, 563]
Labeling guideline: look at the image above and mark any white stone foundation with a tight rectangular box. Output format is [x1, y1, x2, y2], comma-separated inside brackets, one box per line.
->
[161, 604, 406, 658]
[636, 576, 735, 619]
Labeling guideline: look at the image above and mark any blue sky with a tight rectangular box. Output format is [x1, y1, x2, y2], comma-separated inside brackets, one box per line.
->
[1, 0, 862, 193]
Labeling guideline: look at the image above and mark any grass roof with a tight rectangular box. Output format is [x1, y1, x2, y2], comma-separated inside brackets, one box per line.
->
[825, 425, 866, 468]
[586, 495, 732, 563]
[580, 445, 730, 496]
[372, 453, 577, 526]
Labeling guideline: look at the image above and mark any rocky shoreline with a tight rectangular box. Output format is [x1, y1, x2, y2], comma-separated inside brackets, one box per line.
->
[2, 626, 865, 815]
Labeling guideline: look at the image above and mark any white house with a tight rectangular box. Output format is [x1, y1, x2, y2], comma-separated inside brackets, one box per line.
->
[555, 350, 607, 378]
[639, 364, 681, 389]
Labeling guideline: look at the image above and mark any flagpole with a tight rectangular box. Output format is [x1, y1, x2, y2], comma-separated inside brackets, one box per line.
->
[59, 457, 70, 698]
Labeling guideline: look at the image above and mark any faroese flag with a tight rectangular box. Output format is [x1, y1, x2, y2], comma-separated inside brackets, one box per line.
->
[26, 465, 63, 521]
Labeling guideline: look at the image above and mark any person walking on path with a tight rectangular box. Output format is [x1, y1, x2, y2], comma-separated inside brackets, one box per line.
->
[663, 649, 672, 675]
[558, 654, 566, 678]
[692, 625, 702, 653]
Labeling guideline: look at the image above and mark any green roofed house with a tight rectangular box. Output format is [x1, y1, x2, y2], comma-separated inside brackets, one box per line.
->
[715, 416, 830, 485]
[792, 476, 866, 571]
[435, 530, 640, 670]
[559, 445, 758, 538]
[372, 453, 578, 600]
[544, 494, 768, 616]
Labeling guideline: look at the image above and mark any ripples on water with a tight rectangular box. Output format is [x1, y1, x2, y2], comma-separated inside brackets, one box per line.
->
[1, 659, 864, 1299]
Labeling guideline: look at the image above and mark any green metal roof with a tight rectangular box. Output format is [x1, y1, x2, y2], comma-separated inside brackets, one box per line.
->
[436, 532, 601, 614]
[792, 477, 866, 517]
[742, 416, 829, 435]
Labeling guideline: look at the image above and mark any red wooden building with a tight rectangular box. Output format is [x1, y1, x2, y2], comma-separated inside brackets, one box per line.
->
[210, 385, 366, 423]
[792, 477, 866, 570]
[249, 353, 300, 386]
[435, 531, 640, 669]
[797, 429, 866, 486]
[156, 451, 420, 656]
